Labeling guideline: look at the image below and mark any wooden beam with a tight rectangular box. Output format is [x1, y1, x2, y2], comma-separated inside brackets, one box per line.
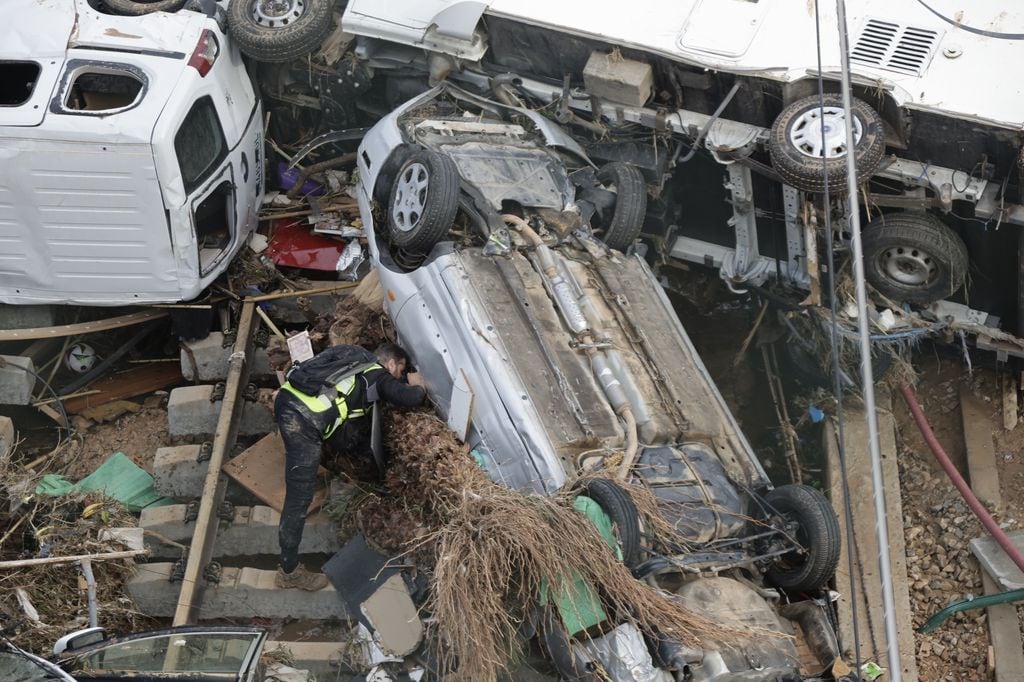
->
[960, 387, 1024, 681]
[0, 549, 147, 569]
[1002, 374, 1018, 431]
[0, 310, 167, 342]
[172, 301, 256, 626]
[248, 281, 358, 302]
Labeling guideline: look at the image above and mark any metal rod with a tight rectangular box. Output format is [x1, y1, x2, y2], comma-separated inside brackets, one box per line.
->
[80, 559, 98, 628]
[834, 1, 902, 679]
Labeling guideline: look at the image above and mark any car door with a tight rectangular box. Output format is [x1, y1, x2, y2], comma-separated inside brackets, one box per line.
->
[61, 627, 267, 681]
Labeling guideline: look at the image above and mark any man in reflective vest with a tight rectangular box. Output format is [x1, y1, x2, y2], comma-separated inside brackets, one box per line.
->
[274, 343, 426, 590]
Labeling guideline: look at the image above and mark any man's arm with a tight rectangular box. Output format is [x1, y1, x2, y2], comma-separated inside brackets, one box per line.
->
[376, 372, 427, 407]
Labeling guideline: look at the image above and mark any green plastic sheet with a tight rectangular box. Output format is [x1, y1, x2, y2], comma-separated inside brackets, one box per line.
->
[35, 452, 173, 512]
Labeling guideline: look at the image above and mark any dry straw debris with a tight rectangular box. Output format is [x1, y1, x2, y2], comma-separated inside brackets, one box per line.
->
[355, 409, 749, 681]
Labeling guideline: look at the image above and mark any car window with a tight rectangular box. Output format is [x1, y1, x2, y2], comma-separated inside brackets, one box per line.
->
[176, 96, 228, 195]
[71, 632, 260, 678]
[0, 61, 41, 106]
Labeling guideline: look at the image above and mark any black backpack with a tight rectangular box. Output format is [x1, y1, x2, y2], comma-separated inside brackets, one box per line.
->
[285, 345, 378, 396]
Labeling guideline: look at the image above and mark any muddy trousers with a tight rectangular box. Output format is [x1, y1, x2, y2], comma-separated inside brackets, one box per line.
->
[275, 393, 325, 574]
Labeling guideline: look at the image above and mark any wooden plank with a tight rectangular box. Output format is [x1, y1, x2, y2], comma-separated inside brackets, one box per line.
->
[825, 390, 919, 681]
[172, 301, 255, 626]
[0, 310, 166, 342]
[1002, 374, 1019, 431]
[63, 364, 183, 413]
[222, 432, 328, 514]
[960, 387, 1024, 681]
[960, 388, 1004, 512]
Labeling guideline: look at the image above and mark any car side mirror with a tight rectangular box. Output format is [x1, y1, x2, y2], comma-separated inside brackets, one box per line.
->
[53, 627, 106, 656]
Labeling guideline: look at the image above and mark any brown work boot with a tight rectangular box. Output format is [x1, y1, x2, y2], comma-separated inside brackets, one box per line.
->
[275, 565, 329, 591]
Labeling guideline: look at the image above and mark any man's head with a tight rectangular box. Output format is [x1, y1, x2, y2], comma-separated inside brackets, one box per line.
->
[376, 343, 410, 379]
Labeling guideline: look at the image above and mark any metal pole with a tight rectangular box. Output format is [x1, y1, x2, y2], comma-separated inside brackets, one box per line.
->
[833, 1, 903, 679]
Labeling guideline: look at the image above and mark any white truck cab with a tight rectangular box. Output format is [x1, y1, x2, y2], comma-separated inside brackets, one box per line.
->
[0, 0, 263, 305]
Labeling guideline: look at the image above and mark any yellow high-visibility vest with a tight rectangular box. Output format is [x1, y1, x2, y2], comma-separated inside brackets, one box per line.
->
[280, 362, 382, 438]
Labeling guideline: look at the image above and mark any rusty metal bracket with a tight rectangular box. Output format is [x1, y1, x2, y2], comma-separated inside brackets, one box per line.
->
[216, 501, 236, 523]
[184, 500, 200, 524]
[202, 562, 222, 585]
[210, 382, 227, 402]
[242, 383, 259, 402]
[196, 442, 213, 463]
[221, 331, 235, 348]
[169, 558, 187, 583]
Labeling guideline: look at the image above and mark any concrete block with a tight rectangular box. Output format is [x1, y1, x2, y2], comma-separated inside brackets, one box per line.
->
[264, 641, 346, 681]
[167, 385, 275, 438]
[0, 416, 15, 462]
[0, 305, 55, 330]
[127, 562, 348, 620]
[0, 356, 34, 405]
[140, 505, 339, 560]
[152, 445, 210, 498]
[582, 51, 654, 107]
[180, 332, 273, 381]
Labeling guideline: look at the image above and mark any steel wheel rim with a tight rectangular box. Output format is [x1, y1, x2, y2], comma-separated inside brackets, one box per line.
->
[789, 106, 863, 159]
[392, 162, 430, 233]
[252, 0, 304, 27]
[878, 245, 938, 286]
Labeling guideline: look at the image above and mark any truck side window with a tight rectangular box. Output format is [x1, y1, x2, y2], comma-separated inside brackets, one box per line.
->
[175, 96, 228, 194]
[0, 62, 40, 106]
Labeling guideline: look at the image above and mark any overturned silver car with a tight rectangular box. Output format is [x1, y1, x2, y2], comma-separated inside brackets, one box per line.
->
[355, 84, 844, 680]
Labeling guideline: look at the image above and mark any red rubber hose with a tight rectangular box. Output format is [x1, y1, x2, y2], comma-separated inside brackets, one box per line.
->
[899, 382, 1024, 575]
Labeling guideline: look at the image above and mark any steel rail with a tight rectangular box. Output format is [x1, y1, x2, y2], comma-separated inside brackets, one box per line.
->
[172, 300, 256, 625]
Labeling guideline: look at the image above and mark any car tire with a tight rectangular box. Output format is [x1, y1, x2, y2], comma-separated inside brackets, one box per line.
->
[104, 0, 188, 15]
[862, 212, 969, 305]
[227, 0, 335, 63]
[387, 149, 461, 254]
[781, 332, 895, 390]
[768, 94, 885, 194]
[593, 162, 647, 252]
[576, 478, 642, 569]
[763, 484, 841, 593]
[539, 608, 603, 682]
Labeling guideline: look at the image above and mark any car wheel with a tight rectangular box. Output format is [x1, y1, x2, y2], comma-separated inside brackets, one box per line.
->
[576, 478, 642, 569]
[768, 94, 885, 194]
[593, 162, 647, 252]
[781, 330, 895, 390]
[763, 484, 841, 593]
[103, 0, 188, 15]
[862, 212, 969, 305]
[227, 0, 335, 63]
[387, 149, 461, 255]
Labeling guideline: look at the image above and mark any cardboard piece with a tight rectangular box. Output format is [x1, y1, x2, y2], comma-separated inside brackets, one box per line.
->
[222, 432, 328, 514]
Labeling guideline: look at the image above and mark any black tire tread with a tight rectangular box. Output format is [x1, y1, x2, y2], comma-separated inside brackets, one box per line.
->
[104, 0, 187, 15]
[387, 150, 461, 254]
[862, 212, 969, 304]
[595, 163, 647, 252]
[227, 0, 335, 63]
[765, 484, 841, 592]
[768, 94, 885, 194]
[578, 478, 642, 569]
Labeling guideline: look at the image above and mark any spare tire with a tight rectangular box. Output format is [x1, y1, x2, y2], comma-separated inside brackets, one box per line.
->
[592, 162, 647, 252]
[762, 484, 841, 593]
[227, 0, 335, 63]
[768, 94, 885, 194]
[104, 0, 188, 15]
[862, 212, 969, 305]
[576, 478, 641, 569]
